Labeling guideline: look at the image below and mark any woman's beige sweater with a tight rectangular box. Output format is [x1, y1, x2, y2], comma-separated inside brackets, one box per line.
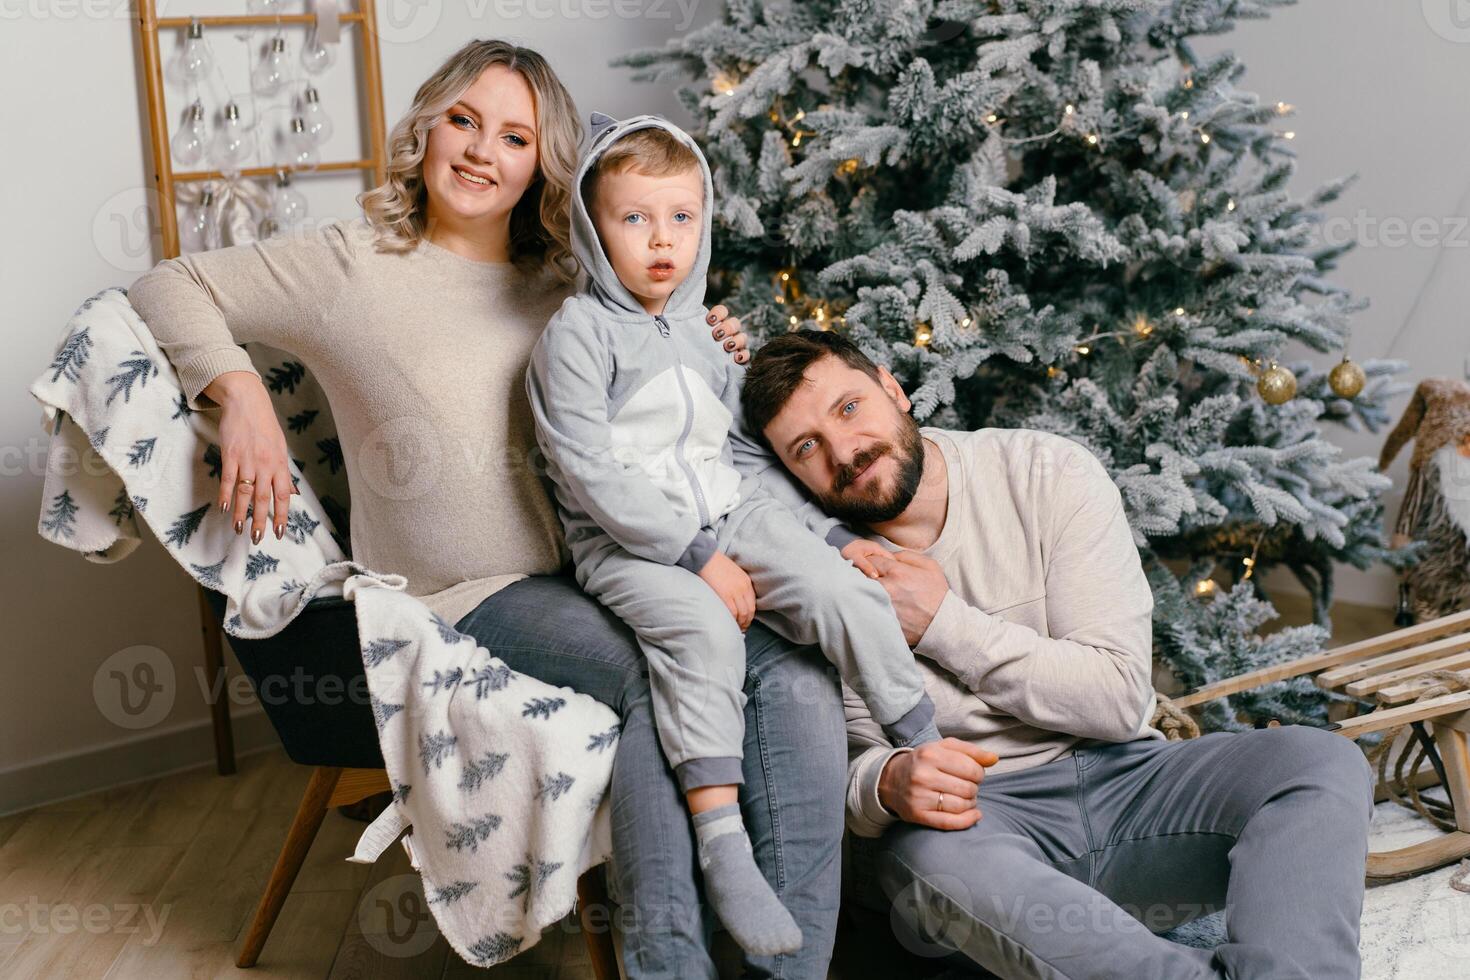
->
[129, 219, 572, 626]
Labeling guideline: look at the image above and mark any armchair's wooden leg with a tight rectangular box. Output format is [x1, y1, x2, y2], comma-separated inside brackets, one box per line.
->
[197, 584, 236, 776]
[236, 766, 342, 968]
[578, 865, 620, 980]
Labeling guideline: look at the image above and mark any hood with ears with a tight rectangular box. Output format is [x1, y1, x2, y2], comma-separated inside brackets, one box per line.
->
[570, 112, 714, 319]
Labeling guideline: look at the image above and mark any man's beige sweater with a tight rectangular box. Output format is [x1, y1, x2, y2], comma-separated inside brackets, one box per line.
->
[845, 427, 1165, 838]
[129, 219, 572, 626]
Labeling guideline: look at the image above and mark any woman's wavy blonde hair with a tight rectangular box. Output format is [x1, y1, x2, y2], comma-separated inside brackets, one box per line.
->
[358, 40, 582, 282]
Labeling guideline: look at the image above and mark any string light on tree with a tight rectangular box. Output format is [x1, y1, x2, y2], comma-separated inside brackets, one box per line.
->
[1240, 530, 1266, 583]
[1195, 578, 1218, 598]
[914, 322, 932, 347]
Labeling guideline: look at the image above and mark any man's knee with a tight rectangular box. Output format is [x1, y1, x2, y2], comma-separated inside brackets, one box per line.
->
[1268, 724, 1375, 811]
[880, 827, 1040, 902]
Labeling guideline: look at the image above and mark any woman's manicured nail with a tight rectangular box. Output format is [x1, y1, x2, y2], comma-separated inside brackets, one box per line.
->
[275, 525, 284, 540]
[707, 313, 717, 323]
[725, 340, 735, 350]
[251, 527, 263, 545]
[234, 520, 244, 534]
[222, 499, 230, 512]
[714, 329, 725, 339]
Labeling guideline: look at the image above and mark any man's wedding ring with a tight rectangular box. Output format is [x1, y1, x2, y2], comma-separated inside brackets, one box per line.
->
[237, 478, 254, 487]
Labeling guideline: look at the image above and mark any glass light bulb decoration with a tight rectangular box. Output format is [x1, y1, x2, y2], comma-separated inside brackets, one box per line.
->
[299, 31, 337, 75]
[180, 187, 221, 253]
[209, 102, 252, 173]
[251, 36, 290, 97]
[171, 100, 209, 167]
[300, 86, 334, 145]
[165, 20, 214, 88]
[270, 169, 309, 230]
[280, 117, 319, 172]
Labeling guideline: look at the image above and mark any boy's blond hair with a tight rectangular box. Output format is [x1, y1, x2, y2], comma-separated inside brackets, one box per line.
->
[583, 128, 701, 206]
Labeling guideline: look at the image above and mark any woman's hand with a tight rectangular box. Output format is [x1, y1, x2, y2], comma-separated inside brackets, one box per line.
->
[203, 370, 298, 543]
[877, 738, 1000, 831]
[706, 305, 750, 365]
[696, 551, 756, 631]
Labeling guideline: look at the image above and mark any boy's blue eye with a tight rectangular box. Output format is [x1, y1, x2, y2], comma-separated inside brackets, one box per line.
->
[674, 211, 693, 223]
[623, 213, 645, 224]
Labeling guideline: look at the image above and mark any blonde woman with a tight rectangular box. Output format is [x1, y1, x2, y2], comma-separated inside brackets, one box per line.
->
[129, 40, 846, 978]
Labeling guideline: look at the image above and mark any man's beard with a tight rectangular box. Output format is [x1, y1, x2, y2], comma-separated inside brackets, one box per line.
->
[815, 413, 926, 525]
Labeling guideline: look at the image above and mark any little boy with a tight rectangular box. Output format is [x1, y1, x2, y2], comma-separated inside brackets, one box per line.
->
[525, 113, 938, 956]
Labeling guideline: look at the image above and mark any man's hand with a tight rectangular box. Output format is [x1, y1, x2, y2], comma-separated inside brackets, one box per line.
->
[698, 551, 756, 631]
[841, 538, 889, 579]
[878, 738, 1000, 830]
[866, 550, 950, 646]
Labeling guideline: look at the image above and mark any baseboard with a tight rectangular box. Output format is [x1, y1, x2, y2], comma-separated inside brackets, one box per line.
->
[0, 708, 282, 817]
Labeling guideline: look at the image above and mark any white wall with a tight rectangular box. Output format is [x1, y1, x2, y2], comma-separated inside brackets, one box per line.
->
[1, 0, 713, 812]
[4, 1, 1466, 808]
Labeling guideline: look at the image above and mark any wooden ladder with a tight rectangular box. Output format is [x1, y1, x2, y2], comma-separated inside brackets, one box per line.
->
[131, 0, 388, 774]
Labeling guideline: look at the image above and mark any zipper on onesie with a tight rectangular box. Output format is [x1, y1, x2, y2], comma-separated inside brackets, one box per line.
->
[656, 314, 712, 527]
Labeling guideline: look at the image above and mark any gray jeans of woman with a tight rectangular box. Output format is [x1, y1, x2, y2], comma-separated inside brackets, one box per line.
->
[457, 573, 848, 980]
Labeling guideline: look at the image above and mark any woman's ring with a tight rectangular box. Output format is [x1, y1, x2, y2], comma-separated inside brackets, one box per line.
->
[938, 792, 946, 811]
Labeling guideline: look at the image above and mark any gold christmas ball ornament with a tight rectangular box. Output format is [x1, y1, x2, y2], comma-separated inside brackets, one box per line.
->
[1328, 356, 1366, 399]
[1256, 361, 1297, 405]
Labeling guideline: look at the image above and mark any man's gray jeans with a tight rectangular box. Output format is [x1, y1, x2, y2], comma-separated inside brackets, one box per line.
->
[848, 726, 1376, 979]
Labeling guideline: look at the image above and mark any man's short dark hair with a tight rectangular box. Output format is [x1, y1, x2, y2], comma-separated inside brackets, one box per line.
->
[742, 329, 884, 445]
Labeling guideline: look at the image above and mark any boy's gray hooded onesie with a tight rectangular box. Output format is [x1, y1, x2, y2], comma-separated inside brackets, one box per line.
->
[526, 113, 934, 791]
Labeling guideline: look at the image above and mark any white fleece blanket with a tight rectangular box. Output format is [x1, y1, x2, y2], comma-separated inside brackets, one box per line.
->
[30, 287, 617, 967]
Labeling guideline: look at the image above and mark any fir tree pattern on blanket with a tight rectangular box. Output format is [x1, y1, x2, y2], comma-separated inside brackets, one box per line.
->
[30, 287, 619, 968]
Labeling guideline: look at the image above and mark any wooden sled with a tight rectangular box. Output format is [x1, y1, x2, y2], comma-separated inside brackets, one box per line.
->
[1172, 608, 1470, 880]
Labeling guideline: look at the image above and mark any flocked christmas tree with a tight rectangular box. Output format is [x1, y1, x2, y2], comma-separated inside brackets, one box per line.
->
[622, 0, 1412, 730]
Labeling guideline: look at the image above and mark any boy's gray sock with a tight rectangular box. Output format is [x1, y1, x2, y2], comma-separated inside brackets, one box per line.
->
[692, 803, 802, 957]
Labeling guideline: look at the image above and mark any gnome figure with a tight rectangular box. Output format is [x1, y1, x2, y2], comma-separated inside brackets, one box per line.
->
[1380, 378, 1470, 622]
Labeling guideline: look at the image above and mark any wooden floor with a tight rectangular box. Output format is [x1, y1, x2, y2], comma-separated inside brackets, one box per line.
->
[0, 748, 623, 979]
[0, 593, 1399, 979]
